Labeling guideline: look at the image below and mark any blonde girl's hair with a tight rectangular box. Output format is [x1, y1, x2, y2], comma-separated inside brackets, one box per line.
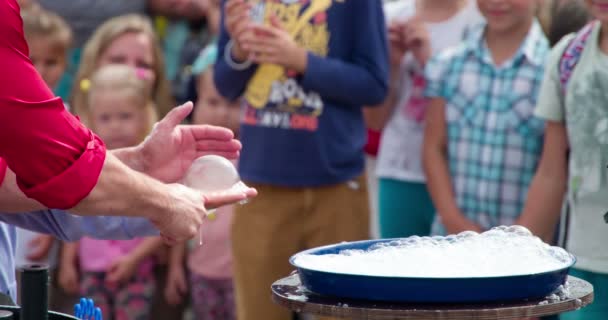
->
[87, 64, 158, 142]
[71, 14, 173, 124]
[21, 6, 73, 52]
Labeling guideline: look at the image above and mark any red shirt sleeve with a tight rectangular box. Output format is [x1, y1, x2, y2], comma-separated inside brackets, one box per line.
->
[364, 129, 381, 157]
[0, 0, 107, 209]
[0, 158, 6, 188]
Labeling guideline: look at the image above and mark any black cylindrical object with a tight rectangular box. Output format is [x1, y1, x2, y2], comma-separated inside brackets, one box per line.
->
[0, 310, 13, 319]
[19, 265, 49, 320]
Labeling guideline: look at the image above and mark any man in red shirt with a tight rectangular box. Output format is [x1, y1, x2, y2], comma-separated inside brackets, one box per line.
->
[0, 0, 255, 243]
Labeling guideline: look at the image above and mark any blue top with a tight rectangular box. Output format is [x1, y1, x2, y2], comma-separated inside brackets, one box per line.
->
[423, 21, 549, 234]
[0, 210, 156, 301]
[214, 0, 389, 187]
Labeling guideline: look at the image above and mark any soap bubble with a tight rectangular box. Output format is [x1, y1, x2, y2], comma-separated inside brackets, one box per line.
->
[293, 226, 574, 278]
[182, 155, 240, 193]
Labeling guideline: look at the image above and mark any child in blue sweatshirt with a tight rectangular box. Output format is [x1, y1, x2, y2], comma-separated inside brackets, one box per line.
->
[214, 0, 388, 319]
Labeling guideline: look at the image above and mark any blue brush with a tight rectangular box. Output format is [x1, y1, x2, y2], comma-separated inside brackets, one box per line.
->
[95, 307, 102, 320]
[73, 297, 103, 320]
[74, 303, 82, 318]
[87, 299, 94, 319]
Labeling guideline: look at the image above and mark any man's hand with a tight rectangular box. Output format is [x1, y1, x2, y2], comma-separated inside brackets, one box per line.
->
[26, 234, 54, 261]
[149, 182, 257, 245]
[242, 16, 308, 73]
[138, 102, 242, 183]
[150, 183, 207, 244]
[204, 181, 257, 209]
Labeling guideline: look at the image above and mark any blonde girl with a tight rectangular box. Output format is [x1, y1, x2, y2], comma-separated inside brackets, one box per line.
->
[60, 64, 163, 320]
[71, 14, 173, 123]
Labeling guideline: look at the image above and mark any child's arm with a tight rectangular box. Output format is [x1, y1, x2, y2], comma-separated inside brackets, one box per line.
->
[242, 1, 389, 107]
[105, 237, 164, 285]
[297, 0, 389, 107]
[26, 234, 55, 261]
[214, 0, 258, 100]
[516, 122, 568, 240]
[423, 98, 482, 234]
[58, 242, 80, 294]
[365, 18, 430, 130]
[363, 44, 406, 131]
[363, 70, 402, 130]
[164, 243, 188, 306]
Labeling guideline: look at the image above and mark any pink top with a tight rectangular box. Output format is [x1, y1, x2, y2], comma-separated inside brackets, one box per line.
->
[188, 200, 234, 279]
[79, 238, 154, 274]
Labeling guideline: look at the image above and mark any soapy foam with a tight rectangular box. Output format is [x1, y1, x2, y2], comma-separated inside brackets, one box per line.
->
[539, 281, 572, 305]
[294, 226, 574, 278]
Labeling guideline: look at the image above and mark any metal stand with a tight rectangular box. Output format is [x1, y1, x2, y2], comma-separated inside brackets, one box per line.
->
[272, 274, 594, 319]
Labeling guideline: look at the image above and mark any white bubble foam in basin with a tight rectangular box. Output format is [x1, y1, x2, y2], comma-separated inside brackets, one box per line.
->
[293, 226, 574, 278]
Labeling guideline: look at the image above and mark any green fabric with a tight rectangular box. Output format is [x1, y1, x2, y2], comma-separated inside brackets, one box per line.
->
[163, 21, 189, 81]
[378, 178, 435, 238]
[560, 268, 608, 319]
[191, 40, 218, 76]
[54, 48, 82, 102]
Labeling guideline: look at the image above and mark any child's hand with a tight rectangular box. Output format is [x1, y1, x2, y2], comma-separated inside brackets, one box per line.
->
[388, 21, 408, 67]
[242, 16, 308, 73]
[164, 263, 188, 306]
[105, 256, 138, 285]
[26, 235, 54, 261]
[404, 17, 431, 66]
[445, 214, 484, 235]
[224, 0, 253, 61]
[58, 263, 79, 294]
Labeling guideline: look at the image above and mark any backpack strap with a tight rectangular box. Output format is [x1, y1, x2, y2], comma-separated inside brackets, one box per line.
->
[559, 21, 598, 93]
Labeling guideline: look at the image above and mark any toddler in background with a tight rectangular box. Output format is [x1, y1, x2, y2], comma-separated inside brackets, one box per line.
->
[59, 64, 162, 320]
[165, 46, 239, 320]
[22, 6, 72, 99]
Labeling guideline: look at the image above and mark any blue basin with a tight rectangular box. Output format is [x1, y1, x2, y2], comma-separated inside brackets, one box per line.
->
[290, 238, 575, 303]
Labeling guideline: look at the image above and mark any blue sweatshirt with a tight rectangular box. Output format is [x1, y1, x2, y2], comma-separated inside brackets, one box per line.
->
[215, 0, 389, 187]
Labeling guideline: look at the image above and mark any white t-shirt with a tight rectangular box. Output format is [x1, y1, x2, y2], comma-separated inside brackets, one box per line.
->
[14, 228, 58, 269]
[535, 23, 608, 274]
[376, 0, 483, 182]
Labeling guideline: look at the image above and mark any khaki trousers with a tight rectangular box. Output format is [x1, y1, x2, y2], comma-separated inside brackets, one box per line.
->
[232, 175, 370, 320]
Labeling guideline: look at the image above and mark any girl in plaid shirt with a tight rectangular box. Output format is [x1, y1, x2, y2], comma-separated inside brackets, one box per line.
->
[422, 0, 549, 235]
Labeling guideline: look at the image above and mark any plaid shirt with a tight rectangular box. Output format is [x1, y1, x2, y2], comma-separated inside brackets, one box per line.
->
[424, 21, 549, 235]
